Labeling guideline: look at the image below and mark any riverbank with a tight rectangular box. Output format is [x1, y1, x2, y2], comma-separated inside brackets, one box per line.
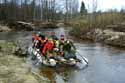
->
[0, 21, 58, 32]
[69, 27, 125, 48]
[0, 41, 49, 83]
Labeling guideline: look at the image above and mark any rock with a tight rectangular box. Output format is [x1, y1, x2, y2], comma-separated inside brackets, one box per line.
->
[7, 21, 34, 31]
[105, 35, 125, 47]
[0, 25, 11, 32]
[74, 28, 125, 47]
[16, 21, 35, 31]
[57, 23, 65, 27]
[94, 29, 125, 47]
[14, 47, 27, 57]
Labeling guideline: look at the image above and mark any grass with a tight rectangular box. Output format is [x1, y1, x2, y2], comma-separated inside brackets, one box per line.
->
[0, 41, 50, 83]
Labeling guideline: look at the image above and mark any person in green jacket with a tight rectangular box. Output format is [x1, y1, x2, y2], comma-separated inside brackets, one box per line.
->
[63, 40, 76, 59]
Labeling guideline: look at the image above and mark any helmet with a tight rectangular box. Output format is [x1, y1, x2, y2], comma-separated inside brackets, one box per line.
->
[36, 32, 41, 36]
[49, 59, 56, 66]
[69, 58, 76, 65]
[66, 40, 70, 44]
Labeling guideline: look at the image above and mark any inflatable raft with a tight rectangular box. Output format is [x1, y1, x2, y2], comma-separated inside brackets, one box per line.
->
[28, 46, 88, 69]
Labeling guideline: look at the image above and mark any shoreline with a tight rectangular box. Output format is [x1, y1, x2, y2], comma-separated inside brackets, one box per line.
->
[0, 21, 59, 32]
[69, 28, 125, 48]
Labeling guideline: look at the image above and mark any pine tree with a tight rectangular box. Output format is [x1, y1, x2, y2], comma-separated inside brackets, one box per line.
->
[80, 1, 87, 15]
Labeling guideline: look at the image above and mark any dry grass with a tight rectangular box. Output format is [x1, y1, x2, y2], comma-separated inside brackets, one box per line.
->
[0, 42, 49, 83]
[69, 12, 125, 37]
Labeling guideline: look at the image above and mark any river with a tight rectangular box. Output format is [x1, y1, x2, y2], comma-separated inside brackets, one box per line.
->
[0, 27, 125, 83]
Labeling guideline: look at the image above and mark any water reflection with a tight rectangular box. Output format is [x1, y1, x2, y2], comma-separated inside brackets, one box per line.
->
[39, 66, 74, 83]
[40, 67, 56, 83]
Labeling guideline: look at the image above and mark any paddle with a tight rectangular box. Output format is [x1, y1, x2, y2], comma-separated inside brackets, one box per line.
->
[76, 50, 88, 65]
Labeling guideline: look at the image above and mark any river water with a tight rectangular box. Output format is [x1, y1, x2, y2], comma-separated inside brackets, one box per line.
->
[0, 28, 125, 83]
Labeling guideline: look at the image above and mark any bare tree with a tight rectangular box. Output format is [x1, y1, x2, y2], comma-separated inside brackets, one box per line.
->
[64, 0, 79, 22]
[92, 0, 98, 27]
[65, 0, 68, 22]
[0, 0, 79, 22]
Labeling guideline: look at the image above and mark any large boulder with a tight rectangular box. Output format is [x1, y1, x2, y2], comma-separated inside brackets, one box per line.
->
[14, 47, 27, 57]
[94, 29, 125, 47]
[0, 25, 11, 32]
[7, 21, 34, 31]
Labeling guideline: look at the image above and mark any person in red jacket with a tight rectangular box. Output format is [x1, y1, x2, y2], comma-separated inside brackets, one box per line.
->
[42, 37, 55, 59]
[32, 32, 41, 49]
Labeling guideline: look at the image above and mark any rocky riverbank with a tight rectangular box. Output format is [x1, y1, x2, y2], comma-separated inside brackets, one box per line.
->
[0, 21, 59, 32]
[70, 28, 125, 47]
[0, 41, 49, 83]
[91, 29, 125, 47]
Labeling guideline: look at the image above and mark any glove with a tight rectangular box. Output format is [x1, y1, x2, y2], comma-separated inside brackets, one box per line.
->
[54, 48, 59, 51]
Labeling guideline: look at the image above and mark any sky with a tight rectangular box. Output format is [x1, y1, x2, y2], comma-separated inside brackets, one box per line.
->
[79, 0, 125, 12]
[0, 0, 125, 12]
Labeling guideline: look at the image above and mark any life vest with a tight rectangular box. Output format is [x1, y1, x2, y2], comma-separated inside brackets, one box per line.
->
[42, 40, 55, 55]
[55, 40, 60, 48]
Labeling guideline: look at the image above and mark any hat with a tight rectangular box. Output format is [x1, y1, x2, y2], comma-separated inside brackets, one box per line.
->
[60, 35, 64, 37]
[60, 35, 65, 40]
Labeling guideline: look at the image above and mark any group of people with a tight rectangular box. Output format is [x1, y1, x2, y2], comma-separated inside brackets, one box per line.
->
[32, 32, 76, 61]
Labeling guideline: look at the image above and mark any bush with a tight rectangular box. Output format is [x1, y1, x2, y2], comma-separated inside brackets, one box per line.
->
[69, 11, 125, 37]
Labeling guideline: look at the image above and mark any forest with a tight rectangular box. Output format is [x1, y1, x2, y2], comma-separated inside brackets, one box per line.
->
[0, 0, 78, 22]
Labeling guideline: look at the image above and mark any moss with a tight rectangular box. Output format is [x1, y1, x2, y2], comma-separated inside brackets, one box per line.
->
[0, 42, 16, 54]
